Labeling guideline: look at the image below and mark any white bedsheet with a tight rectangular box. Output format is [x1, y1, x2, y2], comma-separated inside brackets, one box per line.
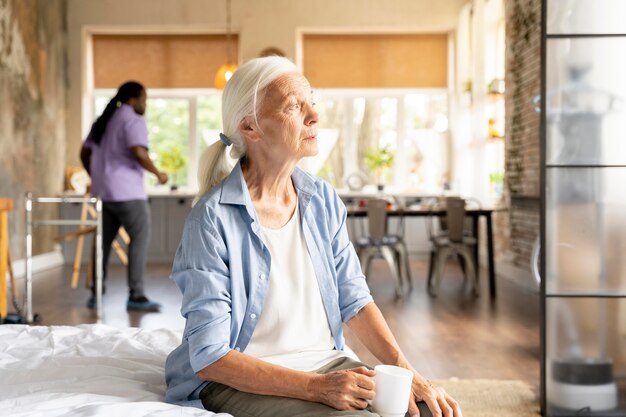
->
[0, 324, 233, 417]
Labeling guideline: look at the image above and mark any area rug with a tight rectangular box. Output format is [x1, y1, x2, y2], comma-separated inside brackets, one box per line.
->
[433, 378, 540, 417]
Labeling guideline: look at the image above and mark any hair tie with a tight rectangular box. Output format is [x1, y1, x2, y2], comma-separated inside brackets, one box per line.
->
[219, 133, 233, 147]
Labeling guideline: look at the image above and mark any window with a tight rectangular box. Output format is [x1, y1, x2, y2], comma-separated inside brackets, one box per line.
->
[95, 89, 223, 190]
[302, 89, 449, 192]
[90, 33, 236, 191]
[300, 33, 450, 194]
[94, 88, 448, 193]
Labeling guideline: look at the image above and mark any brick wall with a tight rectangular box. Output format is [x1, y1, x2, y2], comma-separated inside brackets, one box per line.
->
[504, 0, 541, 270]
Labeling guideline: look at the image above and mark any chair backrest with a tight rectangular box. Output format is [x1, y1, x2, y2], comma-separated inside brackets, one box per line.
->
[423, 197, 443, 241]
[366, 198, 389, 241]
[445, 197, 466, 243]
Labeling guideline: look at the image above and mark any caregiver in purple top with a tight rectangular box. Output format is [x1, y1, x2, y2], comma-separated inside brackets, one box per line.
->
[80, 81, 167, 312]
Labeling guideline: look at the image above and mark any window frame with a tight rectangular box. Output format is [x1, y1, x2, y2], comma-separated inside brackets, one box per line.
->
[312, 87, 451, 192]
[92, 88, 223, 192]
[94, 86, 451, 193]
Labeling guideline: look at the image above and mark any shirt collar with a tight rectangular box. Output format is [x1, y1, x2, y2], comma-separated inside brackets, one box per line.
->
[219, 159, 317, 207]
[219, 160, 248, 206]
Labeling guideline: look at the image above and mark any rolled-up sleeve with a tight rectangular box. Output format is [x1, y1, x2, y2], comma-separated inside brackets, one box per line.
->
[171, 218, 233, 373]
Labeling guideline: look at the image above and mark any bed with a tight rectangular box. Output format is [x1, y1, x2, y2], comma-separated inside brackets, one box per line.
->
[0, 324, 233, 417]
[0, 324, 540, 417]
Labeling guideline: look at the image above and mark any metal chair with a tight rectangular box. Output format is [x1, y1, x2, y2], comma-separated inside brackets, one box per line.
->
[426, 196, 479, 296]
[355, 198, 412, 297]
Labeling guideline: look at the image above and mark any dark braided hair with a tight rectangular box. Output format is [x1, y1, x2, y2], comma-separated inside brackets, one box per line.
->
[91, 81, 145, 144]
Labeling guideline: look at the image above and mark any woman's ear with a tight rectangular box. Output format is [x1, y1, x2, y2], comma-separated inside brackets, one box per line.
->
[239, 116, 261, 142]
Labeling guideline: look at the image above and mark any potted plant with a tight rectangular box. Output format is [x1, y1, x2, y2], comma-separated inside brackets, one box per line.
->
[365, 145, 395, 191]
[157, 145, 187, 191]
[489, 171, 504, 196]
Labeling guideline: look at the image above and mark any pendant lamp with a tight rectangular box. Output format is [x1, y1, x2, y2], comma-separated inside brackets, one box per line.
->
[214, 0, 236, 89]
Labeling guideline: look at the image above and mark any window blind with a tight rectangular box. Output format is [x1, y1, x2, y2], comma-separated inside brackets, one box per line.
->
[92, 34, 239, 88]
[302, 34, 448, 88]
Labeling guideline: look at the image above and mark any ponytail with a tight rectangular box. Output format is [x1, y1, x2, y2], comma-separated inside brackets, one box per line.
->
[194, 140, 233, 205]
[195, 56, 298, 203]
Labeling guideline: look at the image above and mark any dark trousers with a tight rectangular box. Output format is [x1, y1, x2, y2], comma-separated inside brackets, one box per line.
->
[92, 200, 150, 298]
[199, 356, 433, 417]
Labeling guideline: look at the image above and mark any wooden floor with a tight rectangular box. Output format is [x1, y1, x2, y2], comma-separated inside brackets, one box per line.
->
[21, 257, 540, 387]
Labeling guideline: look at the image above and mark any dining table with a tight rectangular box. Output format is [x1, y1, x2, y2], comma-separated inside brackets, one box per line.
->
[347, 203, 505, 299]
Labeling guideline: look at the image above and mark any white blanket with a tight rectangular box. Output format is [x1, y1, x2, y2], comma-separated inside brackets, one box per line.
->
[0, 324, 233, 417]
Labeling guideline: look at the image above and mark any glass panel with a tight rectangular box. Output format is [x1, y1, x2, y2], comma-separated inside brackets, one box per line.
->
[486, 140, 505, 198]
[546, 168, 626, 294]
[403, 94, 449, 192]
[545, 298, 626, 415]
[546, 38, 626, 166]
[94, 94, 191, 188]
[197, 95, 223, 156]
[292, 90, 451, 191]
[146, 98, 190, 188]
[355, 97, 398, 185]
[299, 95, 345, 187]
[94, 96, 108, 116]
[547, 0, 626, 35]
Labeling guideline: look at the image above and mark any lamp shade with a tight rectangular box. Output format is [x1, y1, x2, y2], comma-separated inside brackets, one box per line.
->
[214, 63, 238, 89]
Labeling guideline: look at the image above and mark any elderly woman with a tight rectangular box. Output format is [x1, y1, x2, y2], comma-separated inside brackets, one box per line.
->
[165, 56, 462, 417]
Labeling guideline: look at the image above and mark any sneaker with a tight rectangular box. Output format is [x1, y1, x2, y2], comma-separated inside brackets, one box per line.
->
[86, 295, 96, 309]
[127, 296, 161, 312]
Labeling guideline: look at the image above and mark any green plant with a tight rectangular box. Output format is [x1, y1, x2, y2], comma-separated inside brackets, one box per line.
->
[489, 171, 504, 196]
[157, 145, 187, 184]
[365, 145, 395, 184]
[463, 79, 473, 93]
[489, 171, 504, 184]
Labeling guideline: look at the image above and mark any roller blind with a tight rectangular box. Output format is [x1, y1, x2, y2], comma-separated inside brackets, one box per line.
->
[92, 34, 239, 88]
[302, 34, 448, 88]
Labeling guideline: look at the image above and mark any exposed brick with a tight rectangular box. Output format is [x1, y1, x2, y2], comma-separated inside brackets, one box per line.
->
[503, 0, 541, 272]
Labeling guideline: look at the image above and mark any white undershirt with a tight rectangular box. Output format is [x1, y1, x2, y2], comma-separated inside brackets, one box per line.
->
[245, 203, 346, 371]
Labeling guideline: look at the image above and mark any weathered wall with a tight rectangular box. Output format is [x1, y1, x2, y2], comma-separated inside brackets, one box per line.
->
[504, 0, 541, 270]
[0, 0, 68, 257]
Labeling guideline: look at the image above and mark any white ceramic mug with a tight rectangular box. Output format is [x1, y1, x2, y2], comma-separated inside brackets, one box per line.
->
[371, 364, 414, 417]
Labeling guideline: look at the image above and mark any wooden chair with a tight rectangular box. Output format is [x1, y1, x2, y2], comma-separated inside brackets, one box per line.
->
[54, 200, 129, 289]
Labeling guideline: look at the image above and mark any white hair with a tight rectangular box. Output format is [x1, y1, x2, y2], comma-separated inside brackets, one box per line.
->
[195, 56, 298, 204]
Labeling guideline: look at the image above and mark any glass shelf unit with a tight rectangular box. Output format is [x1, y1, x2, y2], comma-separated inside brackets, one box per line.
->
[541, 1, 626, 416]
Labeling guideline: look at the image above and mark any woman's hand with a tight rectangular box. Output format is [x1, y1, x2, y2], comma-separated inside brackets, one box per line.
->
[408, 375, 462, 417]
[308, 366, 376, 410]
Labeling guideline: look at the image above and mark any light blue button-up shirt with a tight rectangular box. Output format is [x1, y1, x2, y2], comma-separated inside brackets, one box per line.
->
[165, 160, 373, 404]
